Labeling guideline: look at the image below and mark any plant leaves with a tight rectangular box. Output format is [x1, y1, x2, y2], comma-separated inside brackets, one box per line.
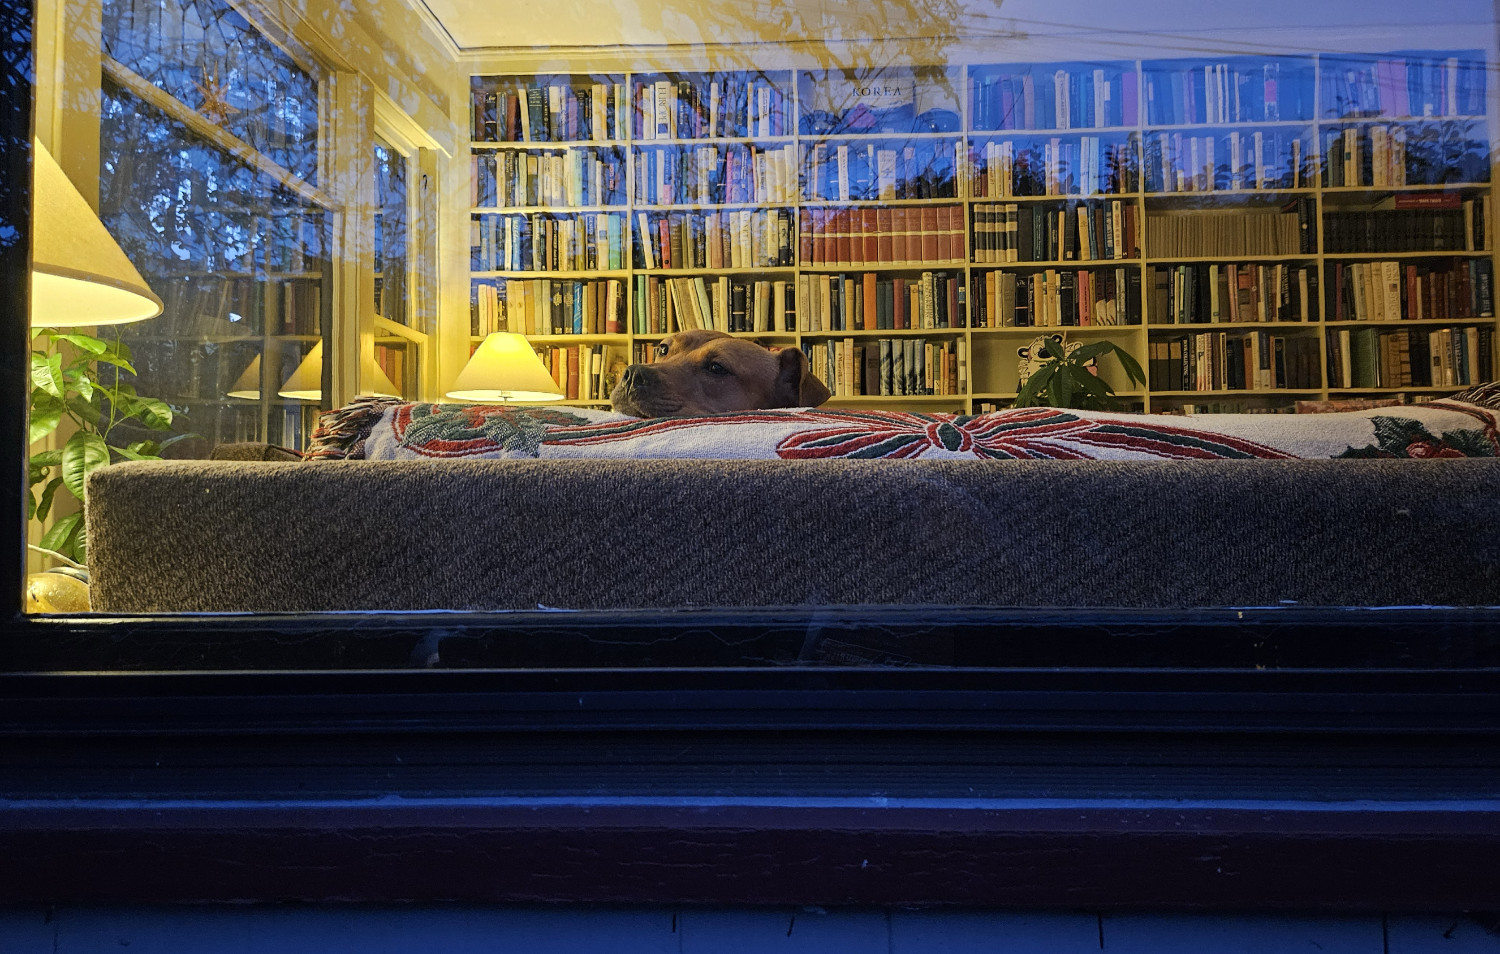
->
[29, 392, 63, 444]
[39, 511, 84, 563]
[1052, 367, 1075, 407]
[31, 352, 65, 399]
[61, 430, 110, 502]
[65, 394, 102, 428]
[89, 351, 138, 375]
[36, 476, 61, 522]
[1015, 364, 1056, 408]
[1114, 346, 1147, 387]
[30, 448, 63, 469]
[1069, 340, 1115, 363]
[132, 397, 174, 430]
[50, 333, 109, 355]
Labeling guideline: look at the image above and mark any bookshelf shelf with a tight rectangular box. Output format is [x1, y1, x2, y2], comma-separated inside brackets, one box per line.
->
[469, 50, 1496, 411]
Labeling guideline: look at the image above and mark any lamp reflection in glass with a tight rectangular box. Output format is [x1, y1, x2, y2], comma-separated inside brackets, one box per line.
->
[275, 341, 401, 401]
[31, 138, 162, 327]
[446, 333, 564, 403]
[226, 355, 262, 400]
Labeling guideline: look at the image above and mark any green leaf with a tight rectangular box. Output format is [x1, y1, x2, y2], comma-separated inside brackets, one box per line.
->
[114, 444, 162, 462]
[1039, 337, 1066, 361]
[31, 352, 65, 398]
[30, 448, 63, 469]
[39, 511, 84, 562]
[1069, 340, 1115, 363]
[132, 397, 174, 430]
[125, 439, 163, 457]
[35, 476, 62, 521]
[1015, 364, 1056, 408]
[89, 351, 138, 375]
[50, 333, 109, 355]
[61, 430, 110, 502]
[29, 392, 63, 444]
[73, 374, 95, 402]
[1113, 346, 1147, 387]
[65, 394, 103, 428]
[1052, 367, 1075, 407]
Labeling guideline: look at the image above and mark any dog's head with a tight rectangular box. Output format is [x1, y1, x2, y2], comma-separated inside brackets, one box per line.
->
[610, 330, 832, 417]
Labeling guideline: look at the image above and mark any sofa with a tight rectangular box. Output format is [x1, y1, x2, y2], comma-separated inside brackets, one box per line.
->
[84, 389, 1500, 614]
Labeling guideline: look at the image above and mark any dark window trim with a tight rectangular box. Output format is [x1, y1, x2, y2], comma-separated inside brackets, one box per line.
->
[6, 4, 1500, 911]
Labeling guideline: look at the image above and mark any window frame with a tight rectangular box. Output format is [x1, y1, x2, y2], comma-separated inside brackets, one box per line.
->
[6, 0, 1500, 913]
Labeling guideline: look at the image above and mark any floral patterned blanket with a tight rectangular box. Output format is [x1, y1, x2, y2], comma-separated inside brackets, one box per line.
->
[307, 385, 1500, 463]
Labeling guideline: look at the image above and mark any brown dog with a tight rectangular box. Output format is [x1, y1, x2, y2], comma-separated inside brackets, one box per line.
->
[610, 330, 832, 417]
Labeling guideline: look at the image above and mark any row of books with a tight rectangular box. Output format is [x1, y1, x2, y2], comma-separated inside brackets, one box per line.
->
[969, 66, 1139, 131]
[1329, 258, 1494, 322]
[805, 337, 967, 397]
[797, 271, 966, 333]
[968, 136, 1139, 198]
[1142, 60, 1312, 125]
[1147, 129, 1309, 193]
[969, 135, 1139, 197]
[1145, 200, 1314, 258]
[470, 147, 628, 209]
[802, 140, 961, 202]
[632, 143, 798, 205]
[641, 275, 791, 336]
[1323, 198, 1489, 253]
[1325, 325, 1493, 388]
[970, 200, 1139, 263]
[1319, 54, 1484, 120]
[471, 277, 627, 337]
[975, 267, 1140, 328]
[470, 79, 628, 143]
[634, 208, 795, 270]
[536, 344, 626, 402]
[1150, 262, 1318, 324]
[1148, 331, 1321, 391]
[633, 76, 791, 140]
[798, 206, 965, 268]
[155, 277, 321, 337]
[1322, 120, 1488, 187]
[470, 212, 627, 273]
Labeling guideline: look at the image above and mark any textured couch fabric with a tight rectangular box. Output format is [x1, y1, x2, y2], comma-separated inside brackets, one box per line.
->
[86, 457, 1500, 613]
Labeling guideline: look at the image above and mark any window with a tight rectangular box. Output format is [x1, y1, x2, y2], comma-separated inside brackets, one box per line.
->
[7, 0, 1500, 911]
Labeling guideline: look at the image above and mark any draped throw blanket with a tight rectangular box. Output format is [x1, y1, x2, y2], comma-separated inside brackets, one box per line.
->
[307, 385, 1500, 463]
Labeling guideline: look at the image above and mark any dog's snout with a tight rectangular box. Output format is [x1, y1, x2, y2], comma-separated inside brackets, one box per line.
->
[620, 364, 647, 389]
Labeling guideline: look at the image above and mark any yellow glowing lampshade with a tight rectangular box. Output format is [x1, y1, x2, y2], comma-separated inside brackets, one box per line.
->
[226, 355, 261, 400]
[446, 333, 564, 402]
[277, 341, 324, 400]
[275, 342, 401, 401]
[31, 138, 162, 327]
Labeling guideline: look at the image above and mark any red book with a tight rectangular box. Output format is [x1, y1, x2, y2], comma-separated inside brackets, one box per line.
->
[920, 207, 940, 262]
[876, 208, 894, 262]
[891, 208, 909, 262]
[1394, 192, 1461, 209]
[1123, 203, 1138, 258]
[835, 210, 853, 268]
[657, 218, 671, 269]
[863, 271, 878, 331]
[893, 277, 907, 329]
[946, 276, 959, 326]
[862, 208, 879, 266]
[799, 210, 813, 266]
[945, 205, 964, 262]
[565, 347, 580, 400]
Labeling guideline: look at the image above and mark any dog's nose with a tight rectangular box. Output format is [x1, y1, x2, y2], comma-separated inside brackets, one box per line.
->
[620, 364, 647, 389]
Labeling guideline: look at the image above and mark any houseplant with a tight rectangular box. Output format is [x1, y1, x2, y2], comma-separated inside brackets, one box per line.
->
[1012, 334, 1147, 411]
[29, 329, 183, 563]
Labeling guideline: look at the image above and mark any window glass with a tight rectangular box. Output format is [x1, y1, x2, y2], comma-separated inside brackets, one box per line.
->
[21, 0, 1500, 653]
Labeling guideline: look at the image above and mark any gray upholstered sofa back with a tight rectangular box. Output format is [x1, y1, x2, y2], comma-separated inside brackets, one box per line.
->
[86, 458, 1500, 613]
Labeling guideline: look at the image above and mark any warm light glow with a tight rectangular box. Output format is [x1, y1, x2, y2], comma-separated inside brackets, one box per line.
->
[227, 355, 261, 400]
[277, 341, 324, 400]
[31, 139, 162, 327]
[447, 333, 565, 403]
[364, 357, 401, 398]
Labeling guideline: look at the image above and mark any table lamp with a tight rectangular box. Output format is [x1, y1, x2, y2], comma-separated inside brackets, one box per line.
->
[30, 138, 162, 327]
[276, 341, 402, 401]
[446, 332, 564, 403]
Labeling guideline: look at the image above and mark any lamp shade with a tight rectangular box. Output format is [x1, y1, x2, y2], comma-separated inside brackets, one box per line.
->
[31, 138, 162, 327]
[446, 332, 564, 402]
[226, 354, 261, 400]
[363, 357, 401, 398]
[277, 341, 324, 400]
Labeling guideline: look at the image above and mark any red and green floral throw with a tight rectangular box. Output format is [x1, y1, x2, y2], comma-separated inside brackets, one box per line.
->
[306, 390, 1499, 463]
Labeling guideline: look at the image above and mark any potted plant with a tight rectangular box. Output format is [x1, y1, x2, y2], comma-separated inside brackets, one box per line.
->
[1013, 333, 1147, 411]
[29, 329, 184, 563]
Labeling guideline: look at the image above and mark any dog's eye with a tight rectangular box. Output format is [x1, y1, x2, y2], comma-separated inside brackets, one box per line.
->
[707, 361, 730, 376]
[656, 342, 670, 357]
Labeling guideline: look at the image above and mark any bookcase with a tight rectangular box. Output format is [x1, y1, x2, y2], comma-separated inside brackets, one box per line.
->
[468, 50, 1496, 413]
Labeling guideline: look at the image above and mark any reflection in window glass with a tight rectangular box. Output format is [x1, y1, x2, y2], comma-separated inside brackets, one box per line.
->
[100, 0, 319, 185]
[98, 81, 330, 456]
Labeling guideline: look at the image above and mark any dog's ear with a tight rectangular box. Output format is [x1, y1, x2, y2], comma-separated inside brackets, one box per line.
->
[774, 346, 831, 408]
